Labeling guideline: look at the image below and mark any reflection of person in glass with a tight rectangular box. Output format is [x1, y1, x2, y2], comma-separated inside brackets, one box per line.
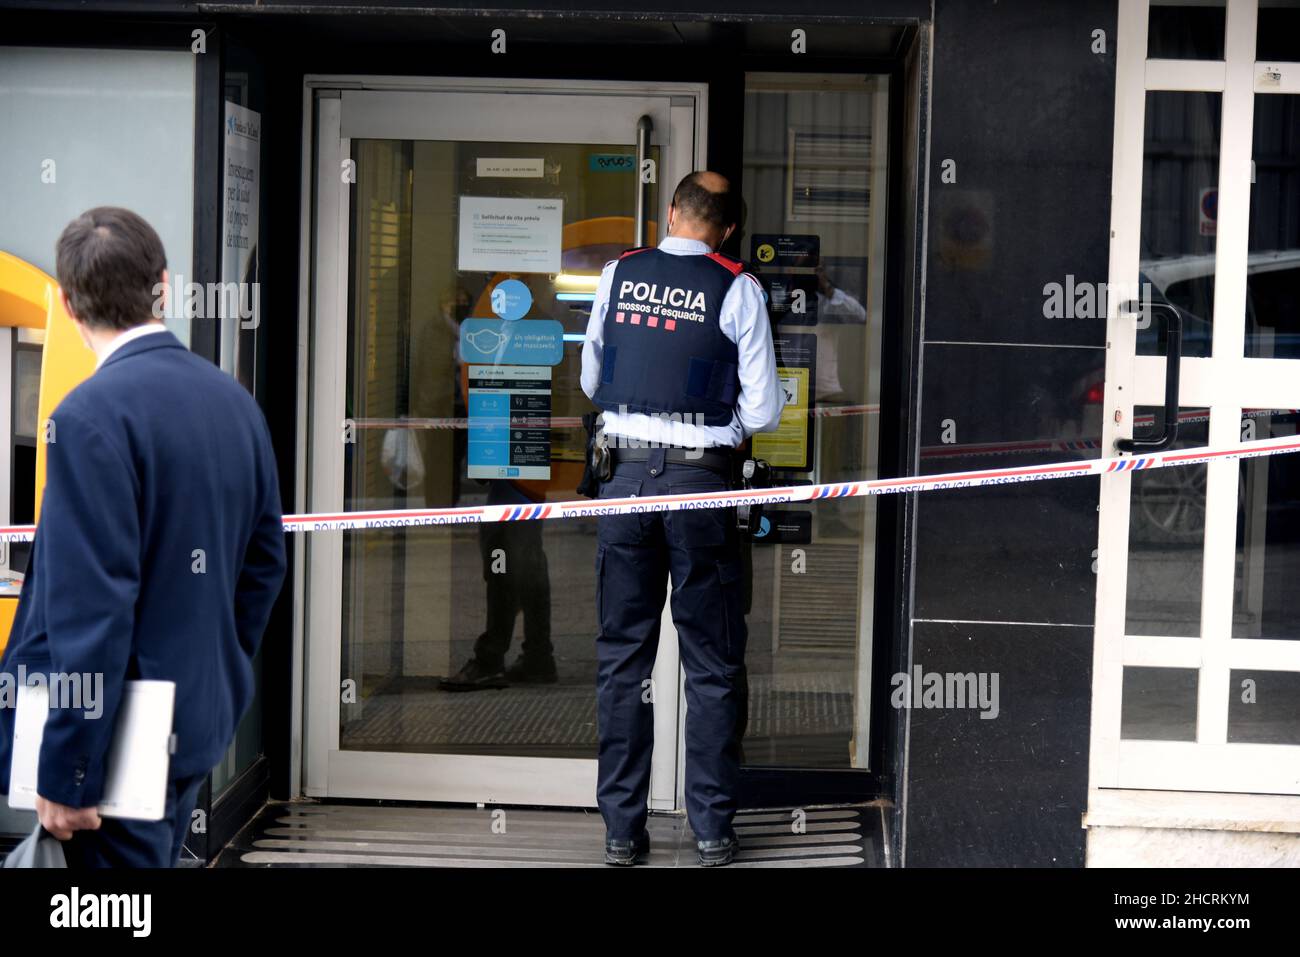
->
[439, 278, 556, 691]
[440, 482, 555, 691]
[812, 265, 864, 403]
[411, 285, 472, 507]
[810, 265, 867, 509]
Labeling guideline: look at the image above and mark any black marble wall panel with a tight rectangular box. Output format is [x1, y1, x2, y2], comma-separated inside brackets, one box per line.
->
[917, 342, 1108, 470]
[914, 477, 1101, 625]
[903, 621, 1092, 867]
[914, 342, 1105, 625]
[900, 0, 1118, 867]
[924, 0, 1117, 347]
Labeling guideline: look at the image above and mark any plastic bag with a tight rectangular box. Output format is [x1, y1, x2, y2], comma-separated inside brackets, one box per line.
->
[381, 425, 426, 491]
[2, 824, 66, 868]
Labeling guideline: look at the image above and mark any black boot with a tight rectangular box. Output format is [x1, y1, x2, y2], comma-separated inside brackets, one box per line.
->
[605, 830, 650, 866]
[697, 832, 740, 867]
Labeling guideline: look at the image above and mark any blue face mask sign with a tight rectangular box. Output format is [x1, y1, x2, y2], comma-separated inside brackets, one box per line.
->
[459, 317, 565, 366]
[490, 278, 533, 321]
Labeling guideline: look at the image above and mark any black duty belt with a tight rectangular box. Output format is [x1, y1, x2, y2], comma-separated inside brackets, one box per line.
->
[609, 445, 735, 477]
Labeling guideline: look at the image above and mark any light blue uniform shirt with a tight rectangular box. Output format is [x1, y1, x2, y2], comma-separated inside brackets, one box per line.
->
[580, 236, 785, 449]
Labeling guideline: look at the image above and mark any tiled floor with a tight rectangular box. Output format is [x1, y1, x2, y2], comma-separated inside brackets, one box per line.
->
[217, 801, 886, 868]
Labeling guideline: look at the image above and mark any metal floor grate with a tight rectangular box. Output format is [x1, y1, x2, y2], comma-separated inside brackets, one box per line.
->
[221, 803, 884, 868]
[342, 673, 854, 751]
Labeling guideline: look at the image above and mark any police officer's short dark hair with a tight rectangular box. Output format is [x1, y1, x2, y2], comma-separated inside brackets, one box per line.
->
[56, 207, 167, 331]
[671, 172, 736, 231]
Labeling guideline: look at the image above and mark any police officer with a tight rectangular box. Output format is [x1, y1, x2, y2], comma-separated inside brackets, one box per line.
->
[580, 171, 784, 866]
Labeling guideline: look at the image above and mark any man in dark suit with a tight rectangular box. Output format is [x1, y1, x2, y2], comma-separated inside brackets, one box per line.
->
[0, 207, 287, 867]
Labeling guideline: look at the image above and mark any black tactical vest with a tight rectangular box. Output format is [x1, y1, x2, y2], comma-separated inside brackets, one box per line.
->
[592, 247, 745, 427]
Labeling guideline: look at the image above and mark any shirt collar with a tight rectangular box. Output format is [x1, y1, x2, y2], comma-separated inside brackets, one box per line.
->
[95, 323, 170, 369]
[657, 236, 713, 255]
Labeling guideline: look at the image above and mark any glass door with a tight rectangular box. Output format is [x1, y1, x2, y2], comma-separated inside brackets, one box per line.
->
[1091, 0, 1300, 793]
[304, 79, 705, 806]
[737, 72, 890, 788]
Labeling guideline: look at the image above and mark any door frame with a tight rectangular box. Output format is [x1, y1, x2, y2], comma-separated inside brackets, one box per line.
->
[1090, 0, 1300, 797]
[295, 74, 708, 807]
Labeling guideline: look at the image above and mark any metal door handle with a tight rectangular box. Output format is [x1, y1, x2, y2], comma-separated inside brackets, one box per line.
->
[633, 115, 653, 248]
[1117, 301, 1183, 453]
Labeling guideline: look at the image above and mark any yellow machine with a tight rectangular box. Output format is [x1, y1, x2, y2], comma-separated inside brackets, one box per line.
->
[0, 252, 97, 655]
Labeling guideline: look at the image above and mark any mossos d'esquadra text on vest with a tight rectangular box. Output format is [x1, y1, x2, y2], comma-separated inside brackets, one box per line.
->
[617, 279, 709, 320]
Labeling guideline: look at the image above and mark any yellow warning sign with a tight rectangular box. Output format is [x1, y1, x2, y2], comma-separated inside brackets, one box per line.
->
[753, 366, 810, 469]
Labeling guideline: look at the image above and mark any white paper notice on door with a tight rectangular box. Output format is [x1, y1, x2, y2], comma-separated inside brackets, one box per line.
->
[458, 196, 563, 274]
[475, 157, 544, 178]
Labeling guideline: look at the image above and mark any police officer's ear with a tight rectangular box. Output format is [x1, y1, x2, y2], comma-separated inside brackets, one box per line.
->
[719, 222, 736, 249]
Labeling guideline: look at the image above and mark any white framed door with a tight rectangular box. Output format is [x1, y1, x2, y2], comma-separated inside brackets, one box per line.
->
[1091, 0, 1300, 794]
[301, 76, 707, 807]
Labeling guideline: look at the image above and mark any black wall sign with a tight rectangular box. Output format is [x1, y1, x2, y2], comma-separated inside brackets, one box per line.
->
[751, 233, 820, 267]
[750, 509, 813, 545]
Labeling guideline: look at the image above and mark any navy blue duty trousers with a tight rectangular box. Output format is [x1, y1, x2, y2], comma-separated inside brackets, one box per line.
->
[594, 448, 748, 842]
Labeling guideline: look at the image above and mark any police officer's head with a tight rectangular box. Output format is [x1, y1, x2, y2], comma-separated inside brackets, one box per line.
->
[666, 171, 737, 252]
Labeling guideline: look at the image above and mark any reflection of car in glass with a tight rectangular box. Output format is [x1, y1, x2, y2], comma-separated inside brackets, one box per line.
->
[1131, 437, 1210, 545]
[1074, 251, 1300, 428]
[1070, 250, 1300, 543]
[1137, 250, 1300, 358]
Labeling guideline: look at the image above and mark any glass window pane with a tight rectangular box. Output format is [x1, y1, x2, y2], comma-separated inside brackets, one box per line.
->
[1148, 1, 1226, 60]
[1246, 94, 1300, 359]
[739, 73, 887, 769]
[1125, 407, 1209, 637]
[339, 137, 659, 759]
[0, 47, 195, 344]
[1122, 666, 1199, 741]
[1233, 411, 1300, 639]
[1140, 92, 1221, 359]
[1258, 1, 1300, 61]
[1228, 670, 1300, 745]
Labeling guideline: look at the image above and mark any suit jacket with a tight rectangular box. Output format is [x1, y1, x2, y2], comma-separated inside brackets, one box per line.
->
[0, 330, 286, 807]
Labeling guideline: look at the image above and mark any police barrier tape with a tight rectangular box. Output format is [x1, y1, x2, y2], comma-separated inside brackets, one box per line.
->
[352, 403, 882, 431]
[284, 434, 1300, 531]
[0, 434, 1294, 543]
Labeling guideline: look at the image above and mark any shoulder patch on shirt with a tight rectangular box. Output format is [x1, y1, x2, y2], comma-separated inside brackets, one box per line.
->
[705, 252, 744, 276]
